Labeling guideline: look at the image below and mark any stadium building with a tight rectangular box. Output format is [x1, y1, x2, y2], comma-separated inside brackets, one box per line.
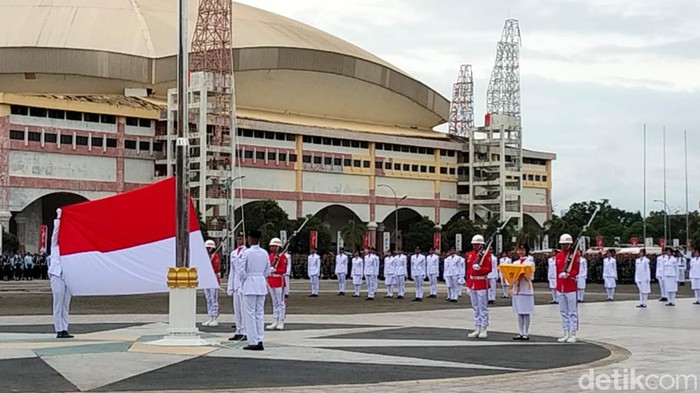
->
[0, 0, 554, 253]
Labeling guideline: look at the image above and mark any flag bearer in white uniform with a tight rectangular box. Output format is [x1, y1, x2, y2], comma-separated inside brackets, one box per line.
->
[203, 240, 221, 327]
[370, 248, 380, 293]
[689, 250, 700, 304]
[443, 248, 459, 302]
[241, 229, 269, 351]
[227, 232, 246, 341]
[656, 251, 668, 302]
[363, 248, 377, 300]
[511, 245, 535, 340]
[663, 247, 679, 306]
[410, 247, 426, 301]
[577, 254, 588, 302]
[335, 247, 348, 295]
[603, 249, 618, 301]
[498, 252, 512, 299]
[383, 251, 396, 298]
[48, 214, 73, 339]
[547, 252, 558, 304]
[675, 250, 687, 286]
[394, 248, 407, 299]
[307, 247, 320, 297]
[426, 248, 440, 298]
[487, 253, 498, 304]
[351, 251, 364, 297]
[635, 249, 651, 308]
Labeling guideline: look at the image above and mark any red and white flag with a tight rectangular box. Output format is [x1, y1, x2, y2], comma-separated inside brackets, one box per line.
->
[54, 177, 219, 296]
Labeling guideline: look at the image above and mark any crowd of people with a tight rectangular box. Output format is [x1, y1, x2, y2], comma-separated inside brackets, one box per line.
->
[0, 251, 48, 281]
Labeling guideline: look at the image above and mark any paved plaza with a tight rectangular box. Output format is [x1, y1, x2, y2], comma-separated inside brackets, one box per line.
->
[0, 281, 699, 392]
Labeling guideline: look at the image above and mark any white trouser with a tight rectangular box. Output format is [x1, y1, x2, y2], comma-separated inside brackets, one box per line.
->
[577, 289, 585, 302]
[551, 289, 558, 301]
[268, 287, 286, 321]
[284, 275, 290, 295]
[244, 294, 265, 345]
[694, 289, 700, 302]
[337, 273, 346, 292]
[657, 277, 666, 298]
[354, 284, 361, 296]
[385, 274, 395, 296]
[558, 291, 578, 331]
[413, 274, 425, 298]
[232, 290, 245, 334]
[667, 291, 677, 304]
[428, 274, 438, 296]
[204, 288, 219, 318]
[469, 289, 489, 327]
[373, 274, 379, 292]
[310, 275, 319, 295]
[50, 274, 71, 333]
[605, 287, 615, 299]
[366, 275, 376, 298]
[639, 291, 649, 306]
[448, 276, 460, 300]
[487, 278, 497, 301]
[501, 279, 509, 297]
[396, 275, 406, 296]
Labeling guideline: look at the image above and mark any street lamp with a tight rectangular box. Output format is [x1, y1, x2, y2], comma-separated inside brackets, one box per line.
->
[377, 184, 407, 248]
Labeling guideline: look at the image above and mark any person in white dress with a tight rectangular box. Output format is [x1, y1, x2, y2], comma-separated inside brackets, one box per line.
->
[662, 247, 679, 306]
[498, 252, 512, 299]
[350, 251, 364, 297]
[410, 247, 426, 302]
[547, 251, 558, 304]
[426, 248, 440, 298]
[443, 247, 460, 302]
[334, 247, 348, 295]
[511, 245, 535, 340]
[689, 250, 700, 304]
[393, 248, 408, 299]
[307, 248, 321, 297]
[675, 249, 687, 286]
[634, 249, 651, 308]
[577, 255, 588, 303]
[383, 251, 396, 298]
[602, 249, 618, 301]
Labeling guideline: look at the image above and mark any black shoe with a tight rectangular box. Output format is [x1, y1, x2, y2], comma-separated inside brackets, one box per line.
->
[56, 331, 74, 339]
[231, 324, 236, 329]
[365, 297, 374, 301]
[449, 299, 458, 303]
[309, 294, 318, 297]
[396, 296, 404, 299]
[243, 342, 264, 351]
[337, 292, 343, 296]
[659, 297, 667, 302]
[549, 300, 557, 304]
[340, 292, 345, 296]
[384, 295, 393, 298]
[228, 334, 245, 341]
[285, 294, 289, 299]
[693, 301, 700, 305]
[521, 335, 530, 341]
[512, 334, 523, 340]
[488, 300, 495, 304]
[352, 294, 359, 297]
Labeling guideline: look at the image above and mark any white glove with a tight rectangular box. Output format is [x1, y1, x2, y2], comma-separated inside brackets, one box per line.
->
[472, 264, 481, 270]
[226, 289, 233, 296]
[558, 272, 568, 279]
[458, 278, 466, 285]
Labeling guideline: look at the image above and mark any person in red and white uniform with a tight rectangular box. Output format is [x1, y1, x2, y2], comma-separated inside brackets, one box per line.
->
[555, 233, 580, 343]
[465, 234, 492, 339]
[203, 240, 221, 327]
[267, 238, 288, 330]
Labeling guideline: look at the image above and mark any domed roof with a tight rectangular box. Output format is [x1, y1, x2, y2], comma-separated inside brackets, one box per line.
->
[0, 0, 449, 128]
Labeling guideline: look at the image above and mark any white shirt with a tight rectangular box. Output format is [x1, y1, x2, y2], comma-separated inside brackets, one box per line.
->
[487, 255, 498, 279]
[285, 252, 292, 276]
[577, 257, 588, 280]
[547, 257, 556, 280]
[240, 244, 270, 295]
[307, 253, 321, 276]
[603, 257, 618, 279]
[635, 256, 650, 282]
[351, 257, 364, 276]
[335, 253, 348, 275]
[410, 253, 426, 277]
[689, 257, 700, 279]
[655, 255, 666, 278]
[663, 255, 678, 277]
[426, 253, 440, 275]
[394, 253, 407, 275]
[383, 255, 395, 276]
[363, 253, 378, 276]
[227, 245, 246, 292]
[443, 254, 460, 277]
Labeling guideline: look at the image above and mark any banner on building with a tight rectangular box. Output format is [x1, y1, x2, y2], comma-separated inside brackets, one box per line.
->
[38, 225, 48, 254]
[455, 233, 463, 252]
[433, 232, 441, 252]
[363, 232, 370, 250]
[383, 232, 391, 253]
[542, 234, 549, 250]
[280, 230, 288, 245]
[644, 237, 654, 247]
[630, 236, 638, 246]
[309, 230, 318, 249]
[672, 238, 679, 248]
[595, 235, 604, 248]
[337, 230, 344, 254]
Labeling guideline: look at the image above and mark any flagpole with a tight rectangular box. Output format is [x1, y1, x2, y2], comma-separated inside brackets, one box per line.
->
[685, 130, 690, 249]
[643, 123, 647, 243]
[663, 126, 667, 246]
[175, 0, 190, 268]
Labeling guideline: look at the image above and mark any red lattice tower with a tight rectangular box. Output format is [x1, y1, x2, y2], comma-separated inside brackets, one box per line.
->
[190, 0, 233, 145]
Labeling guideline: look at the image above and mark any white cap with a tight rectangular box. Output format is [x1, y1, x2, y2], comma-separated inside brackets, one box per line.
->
[471, 234, 485, 245]
[559, 234, 573, 244]
[204, 240, 216, 248]
[269, 237, 282, 247]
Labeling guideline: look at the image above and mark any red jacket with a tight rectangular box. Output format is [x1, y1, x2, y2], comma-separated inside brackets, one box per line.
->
[209, 253, 220, 284]
[555, 250, 579, 293]
[465, 249, 492, 290]
[267, 252, 287, 288]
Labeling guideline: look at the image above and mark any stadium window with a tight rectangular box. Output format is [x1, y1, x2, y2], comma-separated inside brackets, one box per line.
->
[244, 150, 254, 159]
[286, 134, 295, 141]
[363, 160, 370, 168]
[420, 165, 427, 173]
[376, 143, 384, 150]
[275, 132, 285, 141]
[313, 137, 321, 144]
[28, 132, 41, 142]
[10, 105, 28, 115]
[324, 157, 332, 165]
[279, 153, 287, 162]
[45, 133, 57, 143]
[153, 142, 163, 152]
[448, 151, 455, 157]
[139, 118, 151, 128]
[30, 107, 47, 117]
[84, 113, 100, 123]
[256, 151, 266, 160]
[360, 141, 368, 149]
[303, 135, 311, 143]
[66, 111, 82, 121]
[268, 152, 277, 161]
[440, 149, 447, 156]
[312, 156, 321, 164]
[410, 146, 417, 153]
[429, 166, 435, 173]
[60, 134, 72, 144]
[353, 160, 361, 168]
[384, 162, 392, 170]
[264, 132, 274, 140]
[126, 117, 139, 126]
[535, 175, 541, 182]
[351, 141, 360, 148]
[341, 140, 351, 147]
[48, 109, 65, 119]
[375, 161, 382, 169]
[426, 148, 434, 155]
[243, 129, 254, 138]
[289, 154, 298, 162]
[523, 174, 527, 180]
[125, 140, 137, 149]
[401, 145, 409, 153]
[100, 115, 116, 124]
[9, 130, 23, 140]
[394, 163, 401, 171]
[411, 165, 418, 172]
[344, 158, 352, 167]
[543, 175, 548, 182]
[334, 158, 342, 166]
[139, 141, 150, 151]
[302, 155, 312, 164]
[440, 167, 448, 174]
[449, 168, 456, 175]
[527, 174, 534, 181]
[403, 164, 410, 171]
[418, 147, 426, 154]
[322, 138, 331, 145]
[76, 136, 89, 146]
[332, 138, 341, 146]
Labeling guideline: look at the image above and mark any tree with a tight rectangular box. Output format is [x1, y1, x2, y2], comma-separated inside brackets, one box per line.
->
[442, 215, 479, 251]
[340, 219, 366, 252]
[401, 216, 436, 252]
[289, 215, 332, 254]
[239, 200, 293, 247]
[2, 230, 19, 252]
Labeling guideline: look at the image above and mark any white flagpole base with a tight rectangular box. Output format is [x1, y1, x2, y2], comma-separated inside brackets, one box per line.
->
[149, 286, 210, 347]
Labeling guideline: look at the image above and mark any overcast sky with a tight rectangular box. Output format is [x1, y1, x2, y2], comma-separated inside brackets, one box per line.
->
[238, 0, 699, 215]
